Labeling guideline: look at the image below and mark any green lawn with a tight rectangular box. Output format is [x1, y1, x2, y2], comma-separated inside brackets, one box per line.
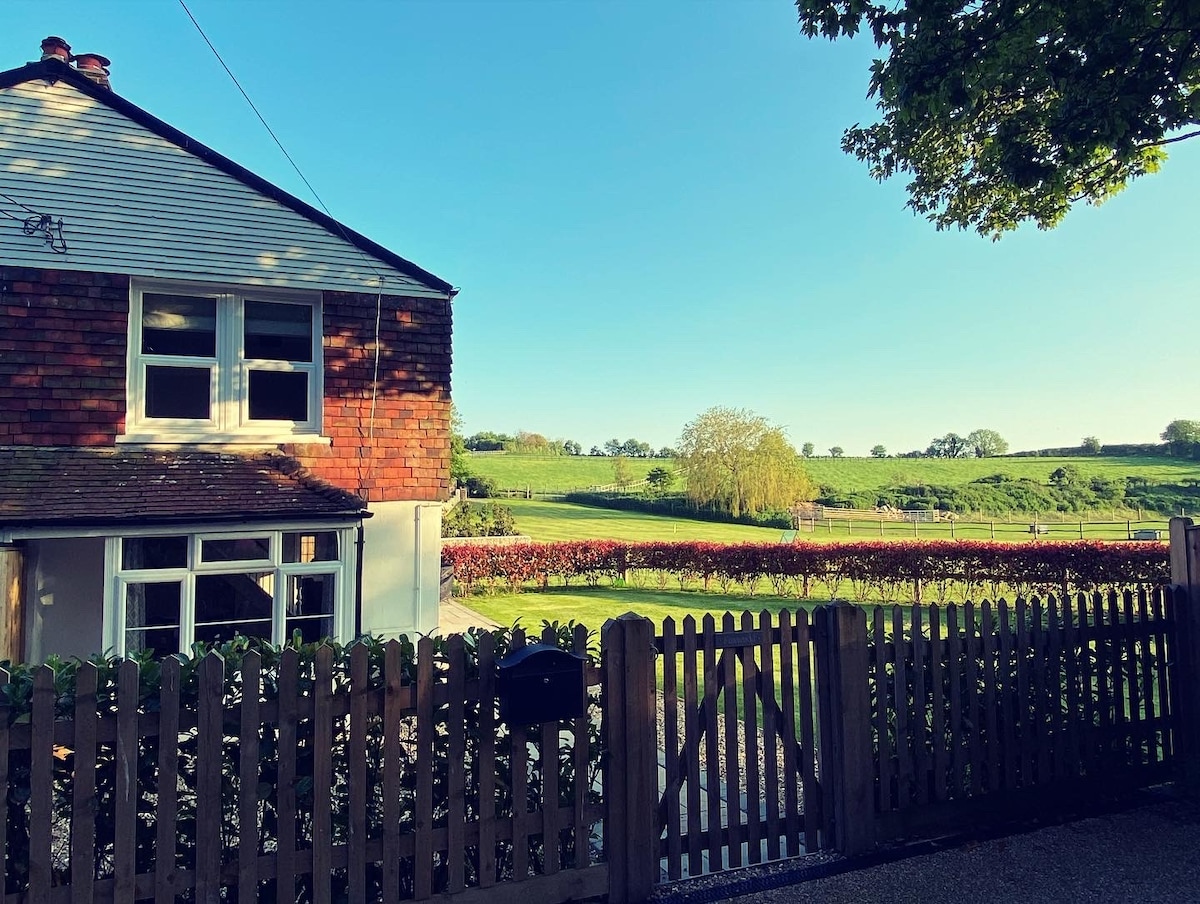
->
[495, 498, 1168, 544]
[801, 455, 1200, 494]
[466, 586, 827, 635]
[500, 498, 784, 543]
[466, 452, 669, 492]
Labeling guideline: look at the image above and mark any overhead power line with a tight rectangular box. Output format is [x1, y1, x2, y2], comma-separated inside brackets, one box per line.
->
[175, 1, 388, 281]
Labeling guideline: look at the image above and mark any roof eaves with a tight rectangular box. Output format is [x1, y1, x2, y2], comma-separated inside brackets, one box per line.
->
[1, 509, 372, 535]
[0, 59, 455, 296]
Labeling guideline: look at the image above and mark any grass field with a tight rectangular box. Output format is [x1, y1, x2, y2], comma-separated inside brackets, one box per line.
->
[467, 452, 1200, 495]
[499, 498, 783, 542]
[466, 453, 672, 491]
[801, 455, 1200, 493]
[466, 586, 827, 635]
[494, 498, 1170, 543]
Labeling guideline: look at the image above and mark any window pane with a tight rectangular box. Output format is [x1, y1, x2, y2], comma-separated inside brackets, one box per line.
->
[201, 536, 270, 563]
[283, 532, 339, 563]
[127, 627, 181, 657]
[195, 572, 275, 625]
[122, 536, 187, 570]
[126, 581, 182, 628]
[245, 301, 313, 362]
[142, 294, 216, 357]
[126, 581, 182, 657]
[146, 365, 211, 419]
[248, 371, 308, 421]
[286, 573, 335, 644]
[195, 620, 272, 647]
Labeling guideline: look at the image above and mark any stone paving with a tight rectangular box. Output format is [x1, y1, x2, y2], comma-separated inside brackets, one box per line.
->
[436, 598, 499, 635]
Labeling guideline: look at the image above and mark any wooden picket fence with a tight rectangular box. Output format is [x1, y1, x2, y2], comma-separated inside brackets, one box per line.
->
[869, 589, 1178, 841]
[1, 581, 1196, 904]
[633, 588, 1185, 896]
[0, 628, 605, 904]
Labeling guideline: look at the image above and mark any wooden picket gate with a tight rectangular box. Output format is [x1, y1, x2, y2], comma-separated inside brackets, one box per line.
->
[652, 611, 825, 881]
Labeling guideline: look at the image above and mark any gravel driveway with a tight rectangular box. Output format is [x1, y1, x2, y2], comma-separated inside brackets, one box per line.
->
[653, 793, 1200, 904]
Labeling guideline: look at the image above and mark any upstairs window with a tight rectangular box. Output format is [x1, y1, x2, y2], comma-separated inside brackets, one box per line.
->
[127, 282, 322, 439]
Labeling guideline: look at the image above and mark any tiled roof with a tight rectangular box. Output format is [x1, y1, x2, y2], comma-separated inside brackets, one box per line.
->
[0, 447, 367, 530]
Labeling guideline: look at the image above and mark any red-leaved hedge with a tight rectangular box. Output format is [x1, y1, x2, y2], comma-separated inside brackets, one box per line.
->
[442, 539, 1170, 602]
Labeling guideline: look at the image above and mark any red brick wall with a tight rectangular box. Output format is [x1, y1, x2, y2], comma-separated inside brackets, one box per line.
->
[0, 268, 453, 502]
[0, 267, 129, 446]
[286, 291, 453, 503]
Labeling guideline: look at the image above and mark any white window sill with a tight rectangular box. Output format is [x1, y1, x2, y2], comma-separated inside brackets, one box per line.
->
[117, 433, 333, 447]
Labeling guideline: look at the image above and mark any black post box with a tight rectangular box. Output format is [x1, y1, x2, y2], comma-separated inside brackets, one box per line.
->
[496, 643, 588, 724]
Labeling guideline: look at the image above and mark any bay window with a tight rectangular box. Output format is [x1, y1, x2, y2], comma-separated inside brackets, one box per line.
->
[108, 528, 352, 657]
[126, 281, 322, 439]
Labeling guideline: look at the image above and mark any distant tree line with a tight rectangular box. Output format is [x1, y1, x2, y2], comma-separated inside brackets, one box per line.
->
[462, 430, 674, 458]
[804, 429, 1011, 459]
[1010, 421, 1200, 460]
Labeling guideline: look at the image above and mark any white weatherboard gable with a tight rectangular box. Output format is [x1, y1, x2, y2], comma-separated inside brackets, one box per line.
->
[0, 78, 444, 296]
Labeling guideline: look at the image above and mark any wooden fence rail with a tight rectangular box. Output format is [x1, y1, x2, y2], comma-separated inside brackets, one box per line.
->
[0, 630, 605, 904]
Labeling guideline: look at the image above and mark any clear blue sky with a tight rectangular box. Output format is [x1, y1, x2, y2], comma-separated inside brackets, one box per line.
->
[4, 2, 1198, 456]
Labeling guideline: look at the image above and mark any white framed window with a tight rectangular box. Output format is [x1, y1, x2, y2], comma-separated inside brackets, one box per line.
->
[124, 280, 323, 441]
[104, 527, 353, 657]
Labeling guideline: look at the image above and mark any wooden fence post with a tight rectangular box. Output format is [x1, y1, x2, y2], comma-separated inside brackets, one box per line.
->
[1169, 517, 1200, 793]
[603, 612, 657, 904]
[815, 603, 875, 856]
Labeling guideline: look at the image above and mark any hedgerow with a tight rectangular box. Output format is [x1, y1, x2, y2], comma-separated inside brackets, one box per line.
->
[442, 539, 1170, 601]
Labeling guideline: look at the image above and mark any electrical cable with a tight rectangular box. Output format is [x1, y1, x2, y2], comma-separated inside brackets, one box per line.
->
[176, 0, 400, 498]
[0, 188, 69, 252]
[175, 0, 388, 287]
[176, 3, 468, 506]
[179, 3, 333, 229]
[0, 189, 40, 215]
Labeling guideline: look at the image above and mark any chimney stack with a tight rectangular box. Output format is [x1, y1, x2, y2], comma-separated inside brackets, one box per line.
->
[40, 36, 71, 63]
[73, 52, 112, 90]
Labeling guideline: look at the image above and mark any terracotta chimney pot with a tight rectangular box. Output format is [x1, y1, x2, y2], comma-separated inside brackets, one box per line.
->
[40, 36, 71, 63]
[74, 52, 112, 90]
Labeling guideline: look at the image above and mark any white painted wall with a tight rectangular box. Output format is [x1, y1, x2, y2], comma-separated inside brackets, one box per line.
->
[359, 500, 443, 638]
[25, 537, 105, 662]
[0, 78, 446, 296]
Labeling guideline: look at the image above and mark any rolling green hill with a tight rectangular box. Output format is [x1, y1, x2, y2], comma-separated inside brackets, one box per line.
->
[464, 452, 1200, 518]
[464, 453, 669, 492]
[800, 455, 1200, 493]
[467, 452, 1200, 494]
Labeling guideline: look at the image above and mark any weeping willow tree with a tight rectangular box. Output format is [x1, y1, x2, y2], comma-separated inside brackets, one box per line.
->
[677, 407, 814, 518]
